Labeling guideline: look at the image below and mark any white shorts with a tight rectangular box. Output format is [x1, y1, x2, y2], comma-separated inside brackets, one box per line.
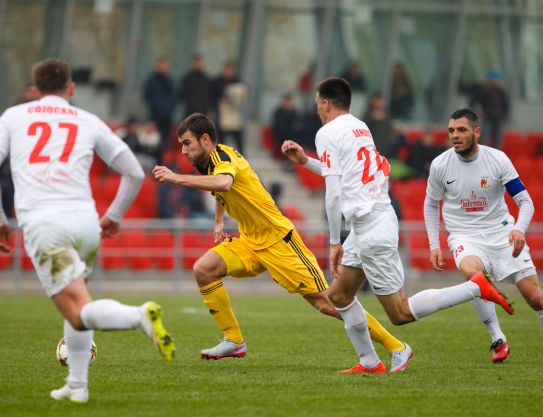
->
[341, 207, 404, 295]
[21, 209, 100, 297]
[448, 229, 536, 283]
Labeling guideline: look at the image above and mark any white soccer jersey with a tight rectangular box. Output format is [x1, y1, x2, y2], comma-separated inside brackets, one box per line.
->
[0, 95, 128, 223]
[315, 113, 391, 223]
[426, 145, 518, 236]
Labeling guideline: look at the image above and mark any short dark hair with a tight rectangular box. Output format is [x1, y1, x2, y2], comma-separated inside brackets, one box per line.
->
[32, 58, 71, 94]
[177, 113, 217, 143]
[450, 108, 480, 128]
[316, 77, 351, 111]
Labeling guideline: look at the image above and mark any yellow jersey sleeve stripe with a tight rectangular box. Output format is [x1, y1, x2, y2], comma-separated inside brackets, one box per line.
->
[210, 151, 220, 167]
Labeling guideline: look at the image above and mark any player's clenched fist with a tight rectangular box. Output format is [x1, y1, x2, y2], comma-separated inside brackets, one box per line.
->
[153, 165, 177, 184]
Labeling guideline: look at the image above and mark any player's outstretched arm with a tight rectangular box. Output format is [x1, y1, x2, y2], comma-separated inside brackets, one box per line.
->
[153, 166, 233, 192]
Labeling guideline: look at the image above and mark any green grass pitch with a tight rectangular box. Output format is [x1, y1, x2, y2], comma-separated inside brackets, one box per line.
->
[0, 293, 542, 417]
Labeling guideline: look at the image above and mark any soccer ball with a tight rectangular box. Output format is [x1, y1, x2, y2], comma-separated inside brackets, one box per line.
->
[56, 336, 97, 367]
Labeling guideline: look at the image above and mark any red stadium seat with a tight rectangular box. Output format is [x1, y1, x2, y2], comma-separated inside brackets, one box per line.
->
[408, 231, 455, 271]
[121, 230, 152, 270]
[180, 231, 215, 269]
[432, 128, 449, 146]
[501, 130, 525, 159]
[405, 128, 425, 144]
[89, 153, 109, 178]
[148, 231, 175, 270]
[0, 251, 12, 269]
[281, 205, 305, 223]
[261, 125, 275, 152]
[101, 236, 124, 269]
[526, 131, 543, 155]
[303, 232, 328, 269]
[129, 178, 158, 218]
[512, 156, 534, 184]
[294, 163, 325, 191]
[527, 233, 543, 269]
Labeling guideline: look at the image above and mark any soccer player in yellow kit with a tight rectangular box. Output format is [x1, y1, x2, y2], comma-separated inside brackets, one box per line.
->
[153, 113, 412, 372]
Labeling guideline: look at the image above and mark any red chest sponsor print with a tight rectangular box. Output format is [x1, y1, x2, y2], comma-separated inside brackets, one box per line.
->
[460, 191, 487, 212]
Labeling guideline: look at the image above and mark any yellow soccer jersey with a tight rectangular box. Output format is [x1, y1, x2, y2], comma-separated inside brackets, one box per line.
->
[201, 144, 293, 249]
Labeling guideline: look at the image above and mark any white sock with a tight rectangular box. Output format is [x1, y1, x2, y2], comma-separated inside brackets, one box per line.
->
[64, 320, 93, 388]
[471, 297, 506, 342]
[408, 281, 480, 320]
[336, 298, 380, 369]
[537, 310, 543, 326]
[80, 299, 141, 330]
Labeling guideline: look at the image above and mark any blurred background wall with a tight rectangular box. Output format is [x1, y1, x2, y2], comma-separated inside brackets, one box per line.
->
[1, 0, 542, 129]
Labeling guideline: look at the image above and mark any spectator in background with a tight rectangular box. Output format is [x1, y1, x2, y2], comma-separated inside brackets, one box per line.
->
[407, 128, 446, 178]
[177, 53, 211, 117]
[119, 116, 142, 154]
[211, 61, 248, 154]
[157, 155, 211, 220]
[469, 70, 509, 149]
[143, 56, 177, 156]
[117, 116, 157, 173]
[298, 61, 316, 112]
[362, 91, 395, 158]
[298, 105, 322, 152]
[340, 61, 366, 92]
[138, 120, 162, 164]
[389, 62, 414, 120]
[272, 94, 301, 159]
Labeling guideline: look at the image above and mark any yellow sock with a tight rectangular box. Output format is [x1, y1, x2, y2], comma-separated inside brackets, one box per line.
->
[365, 310, 405, 353]
[200, 280, 244, 344]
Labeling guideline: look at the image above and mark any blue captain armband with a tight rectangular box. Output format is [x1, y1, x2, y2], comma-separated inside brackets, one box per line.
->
[504, 177, 526, 197]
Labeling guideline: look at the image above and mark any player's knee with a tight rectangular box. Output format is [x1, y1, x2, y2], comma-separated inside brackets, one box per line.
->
[328, 290, 352, 308]
[387, 310, 412, 326]
[193, 259, 221, 285]
[525, 291, 543, 311]
[67, 314, 87, 331]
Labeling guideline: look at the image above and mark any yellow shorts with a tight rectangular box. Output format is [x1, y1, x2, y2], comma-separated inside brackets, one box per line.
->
[211, 229, 328, 295]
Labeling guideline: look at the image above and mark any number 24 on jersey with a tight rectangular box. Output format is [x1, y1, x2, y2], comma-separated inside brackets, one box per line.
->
[357, 147, 390, 184]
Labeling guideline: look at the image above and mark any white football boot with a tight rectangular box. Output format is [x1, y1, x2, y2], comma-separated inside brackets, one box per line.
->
[200, 338, 247, 360]
[389, 343, 414, 373]
[50, 384, 89, 403]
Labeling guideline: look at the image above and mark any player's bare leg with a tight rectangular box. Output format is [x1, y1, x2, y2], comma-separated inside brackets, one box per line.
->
[517, 274, 543, 325]
[459, 256, 509, 362]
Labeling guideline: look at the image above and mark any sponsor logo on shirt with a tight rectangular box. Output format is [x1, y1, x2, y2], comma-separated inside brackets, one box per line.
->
[460, 191, 488, 212]
[319, 150, 331, 168]
[480, 177, 491, 189]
